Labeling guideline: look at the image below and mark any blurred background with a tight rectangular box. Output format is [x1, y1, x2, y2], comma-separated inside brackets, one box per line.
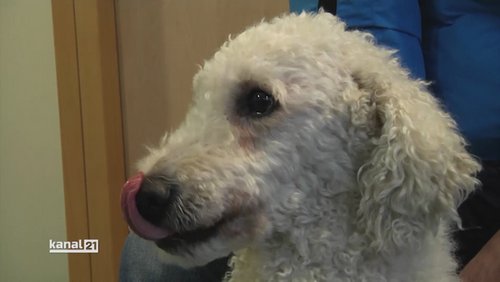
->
[0, 1, 67, 281]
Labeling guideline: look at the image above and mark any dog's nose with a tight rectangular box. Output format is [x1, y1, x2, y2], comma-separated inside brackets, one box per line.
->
[135, 176, 179, 226]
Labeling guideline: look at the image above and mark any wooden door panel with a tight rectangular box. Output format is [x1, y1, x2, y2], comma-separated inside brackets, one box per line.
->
[116, 0, 289, 175]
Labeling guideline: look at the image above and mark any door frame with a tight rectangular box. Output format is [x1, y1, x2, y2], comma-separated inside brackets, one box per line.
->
[51, 0, 128, 281]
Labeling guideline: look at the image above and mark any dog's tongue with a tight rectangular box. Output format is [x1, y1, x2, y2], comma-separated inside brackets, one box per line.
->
[121, 172, 172, 240]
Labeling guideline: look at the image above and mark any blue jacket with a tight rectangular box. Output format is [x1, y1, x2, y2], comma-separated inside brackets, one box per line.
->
[290, 0, 500, 160]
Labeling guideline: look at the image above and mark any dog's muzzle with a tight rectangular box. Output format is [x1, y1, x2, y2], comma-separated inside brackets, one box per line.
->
[121, 172, 252, 254]
[121, 173, 173, 240]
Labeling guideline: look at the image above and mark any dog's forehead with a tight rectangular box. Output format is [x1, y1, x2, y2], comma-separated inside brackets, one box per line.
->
[193, 13, 344, 94]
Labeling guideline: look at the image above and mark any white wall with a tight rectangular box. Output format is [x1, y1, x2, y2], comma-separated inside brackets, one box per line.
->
[0, 0, 69, 281]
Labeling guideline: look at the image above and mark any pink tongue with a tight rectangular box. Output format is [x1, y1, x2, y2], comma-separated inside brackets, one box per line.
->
[121, 172, 172, 240]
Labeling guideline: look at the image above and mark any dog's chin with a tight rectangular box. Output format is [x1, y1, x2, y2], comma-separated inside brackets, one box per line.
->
[154, 212, 268, 268]
[159, 246, 231, 269]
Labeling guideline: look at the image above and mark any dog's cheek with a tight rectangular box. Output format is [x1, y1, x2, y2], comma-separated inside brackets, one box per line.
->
[220, 211, 269, 240]
[238, 136, 255, 152]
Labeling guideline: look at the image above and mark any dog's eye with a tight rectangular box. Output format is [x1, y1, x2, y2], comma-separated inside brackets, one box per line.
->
[238, 88, 278, 118]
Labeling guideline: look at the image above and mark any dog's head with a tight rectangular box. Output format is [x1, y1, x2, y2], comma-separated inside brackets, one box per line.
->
[121, 12, 479, 266]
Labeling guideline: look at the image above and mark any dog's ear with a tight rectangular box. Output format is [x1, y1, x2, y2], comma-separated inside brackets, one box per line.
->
[352, 68, 480, 253]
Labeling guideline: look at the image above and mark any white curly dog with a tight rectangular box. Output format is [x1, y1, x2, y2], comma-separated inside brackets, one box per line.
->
[121, 12, 480, 281]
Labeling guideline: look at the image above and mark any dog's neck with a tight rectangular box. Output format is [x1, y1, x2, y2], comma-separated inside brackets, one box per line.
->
[229, 192, 360, 281]
[227, 193, 458, 282]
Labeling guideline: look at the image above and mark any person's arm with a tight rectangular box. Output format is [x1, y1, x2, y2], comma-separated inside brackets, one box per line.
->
[290, 0, 425, 79]
[289, 0, 319, 13]
[460, 230, 500, 282]
[336, 0, 425, 79]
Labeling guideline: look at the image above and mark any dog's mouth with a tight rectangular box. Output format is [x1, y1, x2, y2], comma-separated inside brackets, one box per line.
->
[154, 215, 232, 253]
[121, 173, 233, 250]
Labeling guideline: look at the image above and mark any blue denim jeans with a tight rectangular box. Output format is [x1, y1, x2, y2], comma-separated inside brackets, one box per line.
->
[119, 233, 229, 282]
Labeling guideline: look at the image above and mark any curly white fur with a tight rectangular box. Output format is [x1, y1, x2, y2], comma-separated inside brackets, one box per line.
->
[137, 12, 480, 281]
